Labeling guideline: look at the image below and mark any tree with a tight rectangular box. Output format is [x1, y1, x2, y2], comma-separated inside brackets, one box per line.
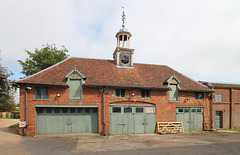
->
[18, 44, 69, 76]
[0, 55, 16, 112]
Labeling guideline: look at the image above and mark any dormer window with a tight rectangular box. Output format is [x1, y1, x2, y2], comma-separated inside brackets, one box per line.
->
[166, 74, 181, 102]
[65, 67, 86, 101]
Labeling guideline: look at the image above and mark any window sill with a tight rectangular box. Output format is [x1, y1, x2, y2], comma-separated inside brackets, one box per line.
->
[141, 97, 151, 99]
[169, 100, 179, 103]
[69, 99, 83, 102]
[115, 96, 126, 98]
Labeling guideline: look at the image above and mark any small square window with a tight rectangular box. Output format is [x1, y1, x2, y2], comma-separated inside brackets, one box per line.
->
[141, 90, 150, 98]
[124, 107, 132, 113]
[34, 87, 49, 100]
[197, 108, 202, 112]
[116, 89, 126, 98]
[37, 108, 44, 113]
[215, 93, 223, 102]
[62, 109, 68, 113]
[77, 109, 83, 113]
[85, 108, 90, 113]
[184, 109, 189, 112]
[113, 107, 121, 113]
[92, 108, 98, 113]
[191, 109, 196, 112]
[70, 108, 75, 113]
[46, 108, 52, 113]
[136, 107, 144, 113]
[178, 109, 183, 112]
[54, 108, 60, 113]
[195, 93, 203, 101]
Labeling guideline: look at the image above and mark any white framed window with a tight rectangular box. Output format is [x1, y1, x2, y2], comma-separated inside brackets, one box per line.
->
[34, 87, 49, 100]
[141, 90, 150, 98]
[116, 89, 126, 98]
[215, 93, 223, 102]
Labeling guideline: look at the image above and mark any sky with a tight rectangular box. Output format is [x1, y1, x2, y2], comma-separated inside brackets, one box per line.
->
[1, 0, 240, 102]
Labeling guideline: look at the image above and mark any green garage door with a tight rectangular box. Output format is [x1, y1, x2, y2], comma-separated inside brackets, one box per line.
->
[36, 107, 98, 135]
[176, 107, 203, 132]
[110, 105, 156, 135]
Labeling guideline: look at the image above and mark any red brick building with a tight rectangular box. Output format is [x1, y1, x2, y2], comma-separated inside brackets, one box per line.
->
[17, 16, 212, 136]
[200, 82, 240, 129]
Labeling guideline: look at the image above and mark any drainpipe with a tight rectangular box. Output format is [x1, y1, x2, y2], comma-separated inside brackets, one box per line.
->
[210, 92, 214, 130]
[230, 88, 232, 129]
[102, 87, 106, 136]
[24, 86, 31, 136]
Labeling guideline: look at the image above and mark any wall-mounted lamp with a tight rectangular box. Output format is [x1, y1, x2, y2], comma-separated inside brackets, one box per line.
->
[55, 94, 61, 98]
[187, 97, 190, 100]
[132, 93, 135, 97]
[25, 86, 32, 90]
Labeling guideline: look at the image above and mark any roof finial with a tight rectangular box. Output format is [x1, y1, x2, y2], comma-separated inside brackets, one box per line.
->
[121, 6, 126, 28]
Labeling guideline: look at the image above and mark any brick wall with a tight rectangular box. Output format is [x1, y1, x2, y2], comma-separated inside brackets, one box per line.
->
[212, 88, 240, 129]
[19, 85, 211, 135]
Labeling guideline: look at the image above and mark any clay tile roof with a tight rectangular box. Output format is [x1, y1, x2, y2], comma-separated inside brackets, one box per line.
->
[16, 57, 211, 92]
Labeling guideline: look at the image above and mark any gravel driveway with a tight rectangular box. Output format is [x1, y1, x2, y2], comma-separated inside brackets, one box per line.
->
[1, 119, 240, 155]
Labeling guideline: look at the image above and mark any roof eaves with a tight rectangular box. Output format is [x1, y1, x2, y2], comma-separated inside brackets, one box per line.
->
[16, 57, 72, 83]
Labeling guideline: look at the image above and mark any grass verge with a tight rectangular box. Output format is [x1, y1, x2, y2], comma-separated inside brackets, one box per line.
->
[8, 122, 19, 128]
[225, 128, 240, 132]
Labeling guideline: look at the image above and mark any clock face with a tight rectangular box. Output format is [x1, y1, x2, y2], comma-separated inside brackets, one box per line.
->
[121, 55, 130, 64]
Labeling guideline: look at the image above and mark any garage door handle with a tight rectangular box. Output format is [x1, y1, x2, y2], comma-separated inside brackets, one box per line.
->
[66, 122, 72, 125]
[119, 124, 125, 126]
[142, 123, 148, 125]
[187, 121, 193, 123]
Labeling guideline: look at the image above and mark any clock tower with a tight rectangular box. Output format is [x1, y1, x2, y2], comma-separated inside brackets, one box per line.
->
[113, 8, 134, 68]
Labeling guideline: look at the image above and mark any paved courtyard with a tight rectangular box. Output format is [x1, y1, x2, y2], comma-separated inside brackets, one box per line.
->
[1, 119, 240, 155]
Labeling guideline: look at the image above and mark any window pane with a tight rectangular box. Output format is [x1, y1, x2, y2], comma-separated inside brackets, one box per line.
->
[35, 88, 41, 99]
[62, 108, 68, 113]
[191, 109, 196, 112]
[178, 109, 183, 112]
[34, 87, 49, 99]
[70, 108, 75, 113]
[141, 90, 145, 98]
[197, 108, 201, 112]
[42, 88, 49, 99]
[136, 107, 144, 113]
[113, 107, 121, 113]
[195, 93, 203, 100]
[54, 108, 60, 113]
[116, 89, 120, 97]
[124, 107, 132, 113]
[37, 108, 44, 113]
[121, 89, 125, 97]
[85, 108, 90, 113]
[46, 108, 52, 113]
[92, 108, 98, 113]
[77, 108, 83, 113]
[216, 94, 223, 102]
[146, 90, 150, 98]
[184, 109, 189, 112]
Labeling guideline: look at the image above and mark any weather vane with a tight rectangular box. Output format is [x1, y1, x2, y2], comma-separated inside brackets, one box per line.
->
[122, 6, 126, 28]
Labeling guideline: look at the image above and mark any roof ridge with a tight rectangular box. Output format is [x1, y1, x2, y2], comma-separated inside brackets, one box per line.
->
[16, 57, 72, 83]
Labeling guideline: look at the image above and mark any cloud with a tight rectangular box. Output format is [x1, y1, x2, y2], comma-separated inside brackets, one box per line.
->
[0, 0, 239, 85]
